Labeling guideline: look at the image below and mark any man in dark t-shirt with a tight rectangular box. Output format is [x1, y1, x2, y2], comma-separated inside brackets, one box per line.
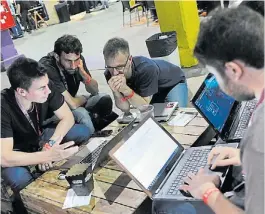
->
[1, 58, 90, 198]
[16, 0, 34, 33]
[40, 35, 118, 132]
[103, 37, 188, 113]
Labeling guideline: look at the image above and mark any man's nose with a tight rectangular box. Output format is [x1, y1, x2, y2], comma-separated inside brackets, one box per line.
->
[45, 86, 51, 95]
[71, 61, 77, 69]
[113, 68, 119, 76]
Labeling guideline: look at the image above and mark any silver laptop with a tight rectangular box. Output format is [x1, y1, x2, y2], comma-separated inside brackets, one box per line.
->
[153, 102, 178, 122]
[109, 115, 238, 202]
[117, 102, 178, 124]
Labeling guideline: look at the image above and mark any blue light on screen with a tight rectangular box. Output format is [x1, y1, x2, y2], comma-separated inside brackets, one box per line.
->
[195, 76, 235, 132]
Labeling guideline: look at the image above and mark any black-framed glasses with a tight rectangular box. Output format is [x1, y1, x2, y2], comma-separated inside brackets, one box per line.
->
[105, 56, 130, 75]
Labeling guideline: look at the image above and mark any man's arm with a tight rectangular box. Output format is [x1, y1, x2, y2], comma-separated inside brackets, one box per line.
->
[1, 138, 77, 167]
[16, 3, 21, 15]
[207, 189, 244, 214]
[62, 90, 87, 110]
[112, 91, 130, 113]
[49, 101, 75, 141]
[78, 58, 99, 95]
[1, 138, 54, 167]
[122, 87, 152, 108]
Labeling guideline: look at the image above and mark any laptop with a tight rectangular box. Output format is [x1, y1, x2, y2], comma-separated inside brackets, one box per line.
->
[191, 73, 257, 142]
[56, 119, 136, 170]
[117, 102, 178, 124]
[109, 115, 238, 210]
[153, 102, 178, 122]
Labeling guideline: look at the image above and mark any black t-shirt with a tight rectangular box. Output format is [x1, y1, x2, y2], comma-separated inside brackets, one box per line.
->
[39, 53, 92, 97]
[1, 82, 64, 152]
[104, 56, 185, 103]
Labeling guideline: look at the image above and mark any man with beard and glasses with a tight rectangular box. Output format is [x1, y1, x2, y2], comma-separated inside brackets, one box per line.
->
[40, 35, 118, 133]
[179, 6, 264, 214]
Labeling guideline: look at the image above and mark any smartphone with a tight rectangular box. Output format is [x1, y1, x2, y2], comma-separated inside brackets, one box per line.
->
[92, 130, 113, 137]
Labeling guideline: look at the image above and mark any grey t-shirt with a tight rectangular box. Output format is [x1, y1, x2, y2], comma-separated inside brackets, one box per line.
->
[240, 99, 264, 213]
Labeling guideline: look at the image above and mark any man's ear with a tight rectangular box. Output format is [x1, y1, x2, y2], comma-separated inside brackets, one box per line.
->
[224, 61, 243, 81]
[16, 88, 27, 97]
[54, 53, 60, 62]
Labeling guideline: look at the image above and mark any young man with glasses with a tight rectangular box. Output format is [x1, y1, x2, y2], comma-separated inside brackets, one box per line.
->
[103, 37, 188, 113]
[40, 35, 118, 132]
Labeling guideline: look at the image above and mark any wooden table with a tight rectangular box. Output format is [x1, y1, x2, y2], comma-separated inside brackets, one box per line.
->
[20, 108, 210, 214]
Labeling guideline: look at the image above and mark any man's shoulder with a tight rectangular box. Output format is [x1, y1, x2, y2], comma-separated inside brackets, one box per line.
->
[40, 54, 61, 77]
[243, 102, 264, 153]
[132, 56, 157, 74]
[1, 89, 14, 112]
[39, 53, 57, 69]
[133, 56, 154, 66]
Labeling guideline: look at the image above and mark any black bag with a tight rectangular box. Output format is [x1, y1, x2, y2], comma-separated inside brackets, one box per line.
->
[146, 31, 177, 58]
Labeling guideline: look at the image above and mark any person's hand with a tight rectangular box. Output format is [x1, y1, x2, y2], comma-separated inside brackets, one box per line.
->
[78, 59, 90, 79]
[78, 59, 84, 71]
[180, 168, 221, 199]
[46, 136, 78, 162]
[38, 162, 53, 172]
[208, 147, 241, 169]
[38, 145, 54, 171]
[117, 74, 129, 94]
[108, 76, 122, 92]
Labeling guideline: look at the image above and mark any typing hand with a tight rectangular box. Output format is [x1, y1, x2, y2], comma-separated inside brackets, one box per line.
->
[207, 147, 241, 169]
[179, 168, 220, 199]
[47, 136, 78, 162]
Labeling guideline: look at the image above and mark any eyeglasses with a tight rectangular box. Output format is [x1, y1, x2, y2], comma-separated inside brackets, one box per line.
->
[105, 56, 130, 74]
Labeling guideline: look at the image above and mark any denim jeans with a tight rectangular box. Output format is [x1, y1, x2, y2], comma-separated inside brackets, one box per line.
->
[72, 107, 95, 135]
[1, 124, 90, 193]
[165, 82, 188, 107]
[73, 93, 116, 131]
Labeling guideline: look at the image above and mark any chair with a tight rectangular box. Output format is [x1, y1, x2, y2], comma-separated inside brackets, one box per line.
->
[121, 0, 147, 27]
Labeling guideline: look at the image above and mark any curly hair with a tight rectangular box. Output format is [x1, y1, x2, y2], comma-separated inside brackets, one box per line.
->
[54, 35, 83, 56]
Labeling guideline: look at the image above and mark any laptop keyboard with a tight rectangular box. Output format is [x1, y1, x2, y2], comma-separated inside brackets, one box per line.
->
[234, 100, 257, 138]
[167, 148, 211, 196]
[80, 140, 108, 165]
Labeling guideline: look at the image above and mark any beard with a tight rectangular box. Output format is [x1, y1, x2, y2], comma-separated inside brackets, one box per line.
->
[221, 77, 255, 101]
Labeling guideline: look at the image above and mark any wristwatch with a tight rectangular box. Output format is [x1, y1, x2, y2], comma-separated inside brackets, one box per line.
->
[44, 139, 56, 150]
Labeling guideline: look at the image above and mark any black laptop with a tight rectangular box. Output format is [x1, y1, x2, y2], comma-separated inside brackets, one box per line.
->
[109, 115, 238, 214]
[191, 73, 257, 142]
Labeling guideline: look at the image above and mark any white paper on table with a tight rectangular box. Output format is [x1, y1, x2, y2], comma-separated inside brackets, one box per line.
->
[168, 111, 197, 127]
[62, 188, 92, 209]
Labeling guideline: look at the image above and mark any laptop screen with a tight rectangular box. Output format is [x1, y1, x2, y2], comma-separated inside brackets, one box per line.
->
[193, 75, 235, 132]
[112, 118, 180, 190]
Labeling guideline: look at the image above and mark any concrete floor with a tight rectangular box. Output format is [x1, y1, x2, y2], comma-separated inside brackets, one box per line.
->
[1, 1, 207, 113]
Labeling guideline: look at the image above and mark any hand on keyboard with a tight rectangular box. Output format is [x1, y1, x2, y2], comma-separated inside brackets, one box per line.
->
[208, 147, 241, 169]
[179, 169, 220, 199]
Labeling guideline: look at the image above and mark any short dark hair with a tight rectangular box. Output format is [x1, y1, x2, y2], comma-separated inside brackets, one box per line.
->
[7, 57, 47, 90]
[103, 37, 130, 59]
[194, 6, 264, 71]
[54, 35, 83, 56]
[241, 1, 264, 16]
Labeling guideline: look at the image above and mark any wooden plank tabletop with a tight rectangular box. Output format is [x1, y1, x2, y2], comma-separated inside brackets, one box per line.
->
[21, 108, 209, 214]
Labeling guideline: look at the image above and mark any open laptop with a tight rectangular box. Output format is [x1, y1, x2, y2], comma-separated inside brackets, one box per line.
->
[117, 102, 178, 124]
[109, 116, 238, 210]
[191, 73, 257, 142]
[56, 119, 136, 170]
